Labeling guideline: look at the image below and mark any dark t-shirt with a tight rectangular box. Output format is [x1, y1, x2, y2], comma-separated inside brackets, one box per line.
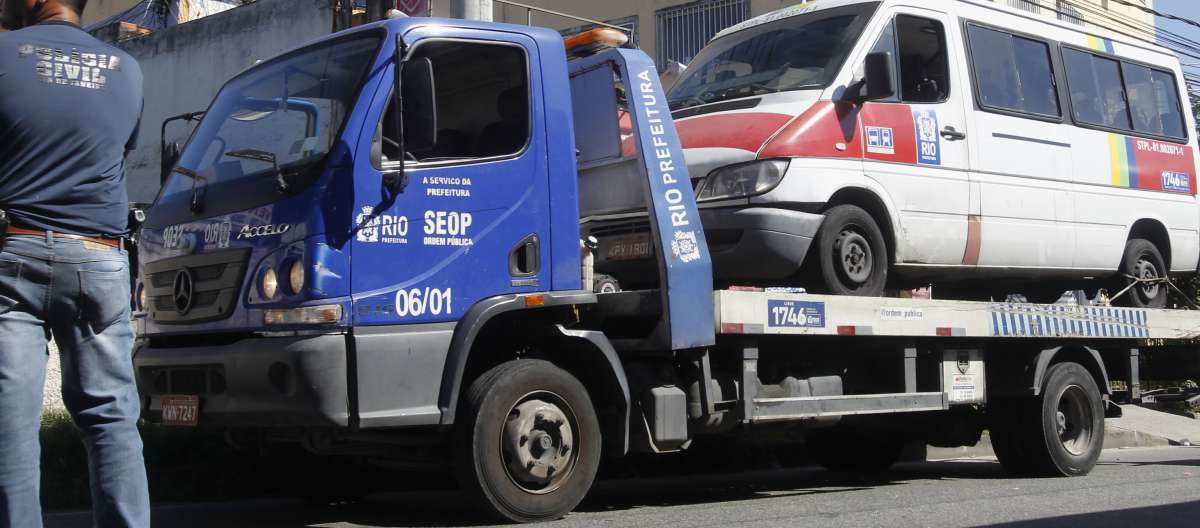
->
[0, 21, 143, 237]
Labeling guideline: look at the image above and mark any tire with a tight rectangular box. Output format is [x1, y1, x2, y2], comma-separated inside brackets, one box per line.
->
[454, 359, 601, 523]
[808, 428, 906, 473]
[990, 362, 1104, 477]
[1115, 238, 1168, 308]
[987, 400, 1037, 475]
[810, 205, 888, 296]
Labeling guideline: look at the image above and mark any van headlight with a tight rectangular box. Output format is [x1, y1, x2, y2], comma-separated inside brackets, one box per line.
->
[696, 159, 789, 201]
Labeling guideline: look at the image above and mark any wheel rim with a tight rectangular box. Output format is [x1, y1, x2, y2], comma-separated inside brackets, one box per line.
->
[1133, 256, 1161, 302]
[499, 391, 579, 495]
[834, 228, 873, 285]
[1055, 385, 1095, 456]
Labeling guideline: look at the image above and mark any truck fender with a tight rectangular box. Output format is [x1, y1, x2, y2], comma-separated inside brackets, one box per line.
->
[548, 325, 631, 456]
[1031, 346, 1112, 396]
[436, 291, 597, 426]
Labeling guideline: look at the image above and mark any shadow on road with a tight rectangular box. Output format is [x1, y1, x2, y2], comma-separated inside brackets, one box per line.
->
[45, 459, 1014, 528]
[978, 500, 1200, 527]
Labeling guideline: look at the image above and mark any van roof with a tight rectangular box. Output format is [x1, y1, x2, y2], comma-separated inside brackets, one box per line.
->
[711, 0, 1177, 62]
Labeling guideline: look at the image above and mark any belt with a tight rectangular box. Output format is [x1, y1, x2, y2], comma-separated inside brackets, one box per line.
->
[5, 226, 122, 249]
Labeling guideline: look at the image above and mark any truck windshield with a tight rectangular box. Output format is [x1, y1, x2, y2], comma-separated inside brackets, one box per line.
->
[668, 3, 878, 111]
[148, 32, 381, 227]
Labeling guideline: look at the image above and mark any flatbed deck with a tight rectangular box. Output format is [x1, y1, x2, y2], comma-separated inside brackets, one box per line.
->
[714, 290, 1200, 340]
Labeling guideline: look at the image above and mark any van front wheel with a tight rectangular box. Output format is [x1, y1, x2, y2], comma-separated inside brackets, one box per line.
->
[811, 205, 888, 296]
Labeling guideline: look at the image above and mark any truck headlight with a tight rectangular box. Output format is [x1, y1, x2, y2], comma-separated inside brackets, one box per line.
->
[696, 159, 789, 201]
[261, 267, 279, 299]
[287, 259, 305, 295]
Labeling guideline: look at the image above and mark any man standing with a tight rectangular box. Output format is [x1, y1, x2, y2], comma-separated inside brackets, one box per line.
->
[0, 0, 149, 526]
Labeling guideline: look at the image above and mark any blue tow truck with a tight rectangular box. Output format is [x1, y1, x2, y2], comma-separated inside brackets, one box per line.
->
[134, 13, 1198, 523]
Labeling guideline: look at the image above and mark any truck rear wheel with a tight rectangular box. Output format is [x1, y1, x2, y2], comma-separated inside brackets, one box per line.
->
[454, 359, 601, 523]
[811, 205, 888, 296]
[990, 362, 1103, 477]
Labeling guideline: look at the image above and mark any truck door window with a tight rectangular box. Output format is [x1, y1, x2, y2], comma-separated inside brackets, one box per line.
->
[379, 41, 530, 165]
[867, 15, 948, 104]
[966, 25, 1060, 117]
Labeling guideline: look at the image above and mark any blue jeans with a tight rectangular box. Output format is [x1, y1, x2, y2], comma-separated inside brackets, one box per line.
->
[0, 234, 149, 527]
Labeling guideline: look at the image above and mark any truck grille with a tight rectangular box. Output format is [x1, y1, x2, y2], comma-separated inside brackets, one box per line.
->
[144, 249, 250, 324]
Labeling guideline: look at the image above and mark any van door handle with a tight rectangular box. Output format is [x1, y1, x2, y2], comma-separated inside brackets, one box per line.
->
[941, 126, 967, 141]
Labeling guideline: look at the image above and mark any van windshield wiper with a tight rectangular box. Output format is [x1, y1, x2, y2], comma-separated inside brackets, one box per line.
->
[225, 148, 289, 193]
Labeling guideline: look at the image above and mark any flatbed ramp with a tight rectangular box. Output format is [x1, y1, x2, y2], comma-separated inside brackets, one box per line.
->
[714, 290, 1200, 340]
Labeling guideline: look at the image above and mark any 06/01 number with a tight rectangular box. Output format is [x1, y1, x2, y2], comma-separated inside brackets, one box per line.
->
[394, 287, 453, 317]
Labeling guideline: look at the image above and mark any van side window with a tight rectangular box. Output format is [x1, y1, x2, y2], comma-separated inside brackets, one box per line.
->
[1062, 47, 1186, 140]
[866, 16, 948, 104]
[966, 25, 1060, 117]
[1062, 48, 1131, 131]
[378, 41, 530, 164]
[1123, 63, 1186, 139]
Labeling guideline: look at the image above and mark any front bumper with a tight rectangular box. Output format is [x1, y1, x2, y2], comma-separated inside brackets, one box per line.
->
[592, 206, 824, 283]
[135, 333, 350, 428]
[702, 207, 824, 280]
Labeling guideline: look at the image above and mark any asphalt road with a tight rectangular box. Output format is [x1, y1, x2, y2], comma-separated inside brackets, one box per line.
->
[45, 447, 1200, 528]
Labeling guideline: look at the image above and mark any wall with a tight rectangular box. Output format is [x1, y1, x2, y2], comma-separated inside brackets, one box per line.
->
[439, 0, 1158, 69]
[114, 0, 334, 202]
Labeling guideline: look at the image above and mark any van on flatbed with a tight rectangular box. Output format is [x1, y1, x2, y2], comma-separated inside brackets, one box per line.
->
[589, 0, 1199, 307]
[132, 7, 1200, 524]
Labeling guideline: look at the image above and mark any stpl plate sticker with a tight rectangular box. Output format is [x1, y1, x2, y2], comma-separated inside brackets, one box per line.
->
[767, 299, 826, 328]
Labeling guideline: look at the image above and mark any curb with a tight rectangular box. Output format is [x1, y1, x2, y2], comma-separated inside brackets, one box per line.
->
[925, 420, 1172, 461]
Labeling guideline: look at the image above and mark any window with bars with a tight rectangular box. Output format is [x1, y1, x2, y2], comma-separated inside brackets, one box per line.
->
[655, 0, 751, 67]
[997, 0, 1042, 14]
[1056, 0, 1084, 25]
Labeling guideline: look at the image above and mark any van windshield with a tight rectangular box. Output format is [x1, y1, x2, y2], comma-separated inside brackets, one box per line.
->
[148, 32, 381, 228]
[668, 3, 879, 111]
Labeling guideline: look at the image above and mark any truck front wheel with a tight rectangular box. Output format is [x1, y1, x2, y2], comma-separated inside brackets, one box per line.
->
[454, 359, 601, 523]
[990, 362, 1104, 477]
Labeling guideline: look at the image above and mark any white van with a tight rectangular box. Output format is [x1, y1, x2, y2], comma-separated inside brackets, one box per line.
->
[589, 0, 1199, 307]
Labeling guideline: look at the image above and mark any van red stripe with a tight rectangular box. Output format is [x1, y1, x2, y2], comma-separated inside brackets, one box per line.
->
[677, 112, 793, 152]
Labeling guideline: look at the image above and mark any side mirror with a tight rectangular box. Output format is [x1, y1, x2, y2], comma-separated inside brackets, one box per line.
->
[396, 56, 438, 154]
[860, 51, 895, 102]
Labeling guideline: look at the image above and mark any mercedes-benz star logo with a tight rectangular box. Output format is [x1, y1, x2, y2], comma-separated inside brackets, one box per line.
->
[173, 268, 195, 315]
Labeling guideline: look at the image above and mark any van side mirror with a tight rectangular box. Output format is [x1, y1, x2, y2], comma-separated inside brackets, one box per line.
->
[860, 51, 895, 101]
[396, 56, 438, 154]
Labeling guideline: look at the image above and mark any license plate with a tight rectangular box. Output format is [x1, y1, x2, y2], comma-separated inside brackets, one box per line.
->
[604, 234, 652, 261]
[160, 394, 199, 427]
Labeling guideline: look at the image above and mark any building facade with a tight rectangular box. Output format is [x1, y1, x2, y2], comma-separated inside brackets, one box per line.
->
[428, 0, 1157, 69]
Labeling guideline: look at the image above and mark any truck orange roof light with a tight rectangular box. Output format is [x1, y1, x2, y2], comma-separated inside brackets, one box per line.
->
[564, 28, 629, 58]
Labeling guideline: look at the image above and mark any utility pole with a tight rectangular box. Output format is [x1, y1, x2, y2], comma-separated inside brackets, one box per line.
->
[452, 0, 493, 21]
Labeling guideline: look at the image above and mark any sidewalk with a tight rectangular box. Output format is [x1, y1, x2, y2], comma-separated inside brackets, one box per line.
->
[928, 404, 1195, 460]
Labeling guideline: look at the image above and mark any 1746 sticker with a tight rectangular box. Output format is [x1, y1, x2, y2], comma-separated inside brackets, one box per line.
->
[767, 299, 825, 328]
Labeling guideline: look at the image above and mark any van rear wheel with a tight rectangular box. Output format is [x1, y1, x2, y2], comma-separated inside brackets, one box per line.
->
[1116, 239, 1167, 308]
[811, 205, 888, 296]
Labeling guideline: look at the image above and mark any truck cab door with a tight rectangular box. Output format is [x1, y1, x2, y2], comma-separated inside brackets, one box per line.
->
[857, 7, 972, 266]
[350, 31, 551, 326]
